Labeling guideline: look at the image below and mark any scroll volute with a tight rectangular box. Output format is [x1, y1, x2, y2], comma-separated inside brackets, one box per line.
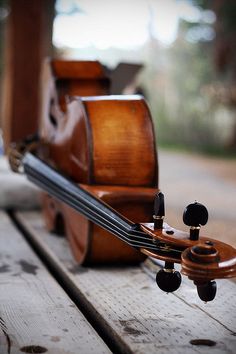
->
[181, 240, 236, 281]
[140, 221, 236, 296]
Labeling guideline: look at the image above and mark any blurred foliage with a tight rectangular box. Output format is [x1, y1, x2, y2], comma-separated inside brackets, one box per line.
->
[139, 1, 236, 155]
[194, 0, 236, 79]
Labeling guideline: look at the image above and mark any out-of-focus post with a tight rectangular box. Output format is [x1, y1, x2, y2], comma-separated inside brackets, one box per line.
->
[1, 0, 55, 151]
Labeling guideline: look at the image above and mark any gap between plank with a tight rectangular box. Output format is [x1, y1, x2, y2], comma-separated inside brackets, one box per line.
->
[8, 210, 133, 354]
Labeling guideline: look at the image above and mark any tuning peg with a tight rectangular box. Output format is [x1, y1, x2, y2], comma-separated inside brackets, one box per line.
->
[182, 244, 218, 301]
[156, 262, 182, 293]
[183, 202, 208, 240]
[153, 191, 165, 229]
[195, 280, 217, 302]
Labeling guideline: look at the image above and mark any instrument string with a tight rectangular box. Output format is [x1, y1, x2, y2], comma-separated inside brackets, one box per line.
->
[24, 162, 160, 251]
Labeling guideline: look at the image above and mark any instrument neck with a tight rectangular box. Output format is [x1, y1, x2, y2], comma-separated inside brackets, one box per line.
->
[22, 153, 155, 250]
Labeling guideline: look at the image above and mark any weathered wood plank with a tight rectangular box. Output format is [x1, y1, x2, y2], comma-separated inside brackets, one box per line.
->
[0, 212, 111, 354]
[143, 258, 236, 333]
[0, 156, 40, 210]
[16, 211, 236, 354]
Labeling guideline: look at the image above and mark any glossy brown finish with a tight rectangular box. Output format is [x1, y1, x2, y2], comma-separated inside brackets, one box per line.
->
[40, 59, 158, 265]
[78, 184, 156, 264]
[52, 60, 108, 79]
[140, 222, 236, 282]
[181, 242, 236, 280]
[141, 222, 216, 248]
[38, 60, 236, 284]
[51, 60, 110, 110]
[43, 95, 158, 187]
[83, 96, 158, 186]
[42, 185, 156, 265]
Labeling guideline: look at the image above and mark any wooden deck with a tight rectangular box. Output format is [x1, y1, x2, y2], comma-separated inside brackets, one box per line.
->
[0, 209, 235, 353]
[0, 212, 111, 354]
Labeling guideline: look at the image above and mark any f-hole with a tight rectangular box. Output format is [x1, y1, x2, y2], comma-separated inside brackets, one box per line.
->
[49, 98, 58, 127]
[54, 213, 65, 237]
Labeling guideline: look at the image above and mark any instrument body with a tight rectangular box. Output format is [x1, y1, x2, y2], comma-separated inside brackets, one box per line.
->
[9, 59, 236, 301]
[40, 60, 158, 264]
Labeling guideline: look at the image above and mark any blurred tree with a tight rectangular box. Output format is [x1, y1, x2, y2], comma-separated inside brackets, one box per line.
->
[194, 0, 236, 148]
[150, 27, 220, 151]
[194, 0, 236, 76]
[141, 0, 236, 153]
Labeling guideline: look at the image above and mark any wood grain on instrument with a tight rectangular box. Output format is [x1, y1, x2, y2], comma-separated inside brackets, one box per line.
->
[39, 60, 158, 265]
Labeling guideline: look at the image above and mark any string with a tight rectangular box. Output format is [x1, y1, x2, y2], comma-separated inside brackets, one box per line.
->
[27, 172, 158, 250]
[23, 153, 182, 256]
[23, 155, 158, 250]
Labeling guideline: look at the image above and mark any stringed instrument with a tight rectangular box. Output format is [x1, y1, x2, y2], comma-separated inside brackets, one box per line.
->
[39, 59, 157, 265]
[9, 59, 236, 302]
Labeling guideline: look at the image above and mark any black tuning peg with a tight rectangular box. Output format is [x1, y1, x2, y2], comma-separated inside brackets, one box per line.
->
[195, 280, 217, 302]
[183, 202, 208, 240]
[153, 192, 165, 229]
[156, 262, 182, 293]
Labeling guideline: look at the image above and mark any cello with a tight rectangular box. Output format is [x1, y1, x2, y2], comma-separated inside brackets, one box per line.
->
[9, 59, 236, 302]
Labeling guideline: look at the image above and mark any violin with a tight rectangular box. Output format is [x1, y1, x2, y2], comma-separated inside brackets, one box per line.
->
[39, 59, 157, 265]
[9, 59, 236, 302]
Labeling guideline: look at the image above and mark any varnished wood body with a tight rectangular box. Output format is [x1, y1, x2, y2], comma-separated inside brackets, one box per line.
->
[6, 54, 236, 298]
[141, 222, 236, 281]
[40, 60, 158, 265]
[42, 186, 157, 265]
[43, 96, 158, 186]
[51, 60, 110, 110]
